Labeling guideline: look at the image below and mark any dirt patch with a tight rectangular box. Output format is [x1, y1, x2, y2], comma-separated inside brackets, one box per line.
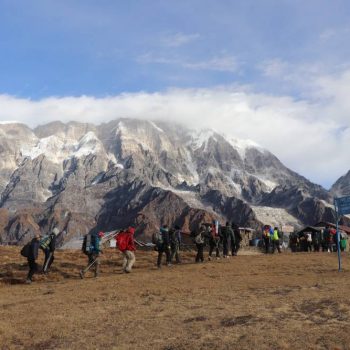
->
[221, 315, 255, 327]
[183, 316, 208, 323]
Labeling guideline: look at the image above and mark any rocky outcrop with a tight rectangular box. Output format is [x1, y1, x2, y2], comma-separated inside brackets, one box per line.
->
[331, 170, 350, 197]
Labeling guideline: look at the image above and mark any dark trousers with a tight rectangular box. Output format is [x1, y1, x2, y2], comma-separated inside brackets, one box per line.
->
[83, 254, 100, 276]
[231, 240, 238, 256]
[195, 243, 204, 262]
[170, 243, 181, 263]
[157, 245, 171, 267]
[43, 249, 54, 272]
[209, 239, 220, 257]
[222, 238, 228, 256]
[306, 242, 312, 252]
[264, 237, 270, 254]
[272, 239, 281, 253]
[27, 258, 38, 281]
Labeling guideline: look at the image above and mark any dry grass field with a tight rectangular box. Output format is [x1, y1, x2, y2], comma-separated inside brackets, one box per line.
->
[1, 246, 350, 350]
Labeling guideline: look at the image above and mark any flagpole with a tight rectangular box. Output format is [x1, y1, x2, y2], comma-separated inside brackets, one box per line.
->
[334, 199, 342, 272]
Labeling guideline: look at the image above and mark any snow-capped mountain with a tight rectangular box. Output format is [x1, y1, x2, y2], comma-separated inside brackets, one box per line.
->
[0, 119, 338, 245]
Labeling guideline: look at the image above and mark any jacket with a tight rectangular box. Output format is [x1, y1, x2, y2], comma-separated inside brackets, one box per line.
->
[160, 227, 170, 246]
[40, 233, 57, 252]
[28, 238, 40, 260]
[125, 227, 136, 251]
[272, 229, 280, 241]
[169, 228, 182, 246]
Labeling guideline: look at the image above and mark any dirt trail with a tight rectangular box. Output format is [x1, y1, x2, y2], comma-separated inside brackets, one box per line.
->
[1, 247, 350, 350]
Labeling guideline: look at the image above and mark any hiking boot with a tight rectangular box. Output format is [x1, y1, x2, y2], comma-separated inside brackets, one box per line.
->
[208, 256, 212, 261]
[167, 263, 172, 267]
[25, 279, 32, 284]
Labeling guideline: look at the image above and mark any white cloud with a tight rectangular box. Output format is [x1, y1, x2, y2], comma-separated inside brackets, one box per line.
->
[259, 58, 290, 78]
[1, 68, 350, 188]
[183, 56, 239, 72]
[137, 53, 239, 72]
[161, 32, 200, 47]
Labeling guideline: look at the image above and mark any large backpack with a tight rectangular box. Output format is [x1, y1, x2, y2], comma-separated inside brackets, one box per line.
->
[82, 233, 97, 255]
[116, 232, 128, 252]
[40, 235, 52, 250]
[20, 242, 31, 258]
[152, 231, 163, 245]
[194, 233, 204, 245]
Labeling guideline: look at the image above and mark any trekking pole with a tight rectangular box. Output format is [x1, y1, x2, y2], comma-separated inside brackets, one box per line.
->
[43, 252, 53, 273]
[80, 258, 97, 279]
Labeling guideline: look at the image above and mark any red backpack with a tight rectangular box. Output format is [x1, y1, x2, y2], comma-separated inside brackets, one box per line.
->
[116, 232, 129, 252]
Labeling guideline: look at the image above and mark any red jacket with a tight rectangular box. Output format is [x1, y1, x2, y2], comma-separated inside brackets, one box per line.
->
[117, 227, 136, 252]
[126, 229, 136, 251]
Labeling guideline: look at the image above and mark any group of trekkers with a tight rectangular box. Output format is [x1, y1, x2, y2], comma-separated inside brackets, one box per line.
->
[20, 220, 242, 283]
[153, 221, 242, 268]
[262, 225, 282, 254]
[289, 226, 348, 253]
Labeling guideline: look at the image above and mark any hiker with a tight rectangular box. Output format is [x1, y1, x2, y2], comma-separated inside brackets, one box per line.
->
[262, 225, 271, 254]
[169, 225, 182, 264]
[305, 232, 312, 252]
[40, 227, 59, 274]
[193, 224, 206, 263]
[116, 227, 136, 273]
[340, 233, 347, 252]
[208, 220, 221, 260]
[80, 231, 103, 278]
[221, 222, 233, 258]
[323, 226, 332, 252]
[312, 231, 321, 252]
[289, 232, 299, 252]
[26, 234, 41, 284]
[271, 227, 281, 253]
[156, 225, 171, 268]
[231, 222, 241, 256]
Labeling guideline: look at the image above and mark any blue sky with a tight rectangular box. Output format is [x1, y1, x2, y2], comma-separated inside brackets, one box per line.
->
[0, 0, 350, 187]
[1, 0, 349, 97]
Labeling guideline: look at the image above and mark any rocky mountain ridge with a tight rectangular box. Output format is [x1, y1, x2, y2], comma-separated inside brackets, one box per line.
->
[0, 118, 346, 246]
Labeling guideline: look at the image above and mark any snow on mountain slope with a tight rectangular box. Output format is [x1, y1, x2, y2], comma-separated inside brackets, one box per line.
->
[227, 137, 263, 159]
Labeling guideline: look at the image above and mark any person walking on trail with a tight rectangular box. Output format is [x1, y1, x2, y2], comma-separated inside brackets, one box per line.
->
[117, 227, 136, 273]
[194, 224, 206, 263]
[25, 234, 41, 284]
[272, 227, 281, 253]
[169, 225, 182, 264]
[262, 225, 271, 254]
[325, 227, 335, 252]
[221, 222, 233, 258]
[312, 231, 321, 252]
[156, 225, 172, 268]
[305, 232, 312, 252]
[40, 227, 60, 274]
[231, 222, 241, 256]
[208, 220, 221, 260]
[80, 231, 103, 279]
